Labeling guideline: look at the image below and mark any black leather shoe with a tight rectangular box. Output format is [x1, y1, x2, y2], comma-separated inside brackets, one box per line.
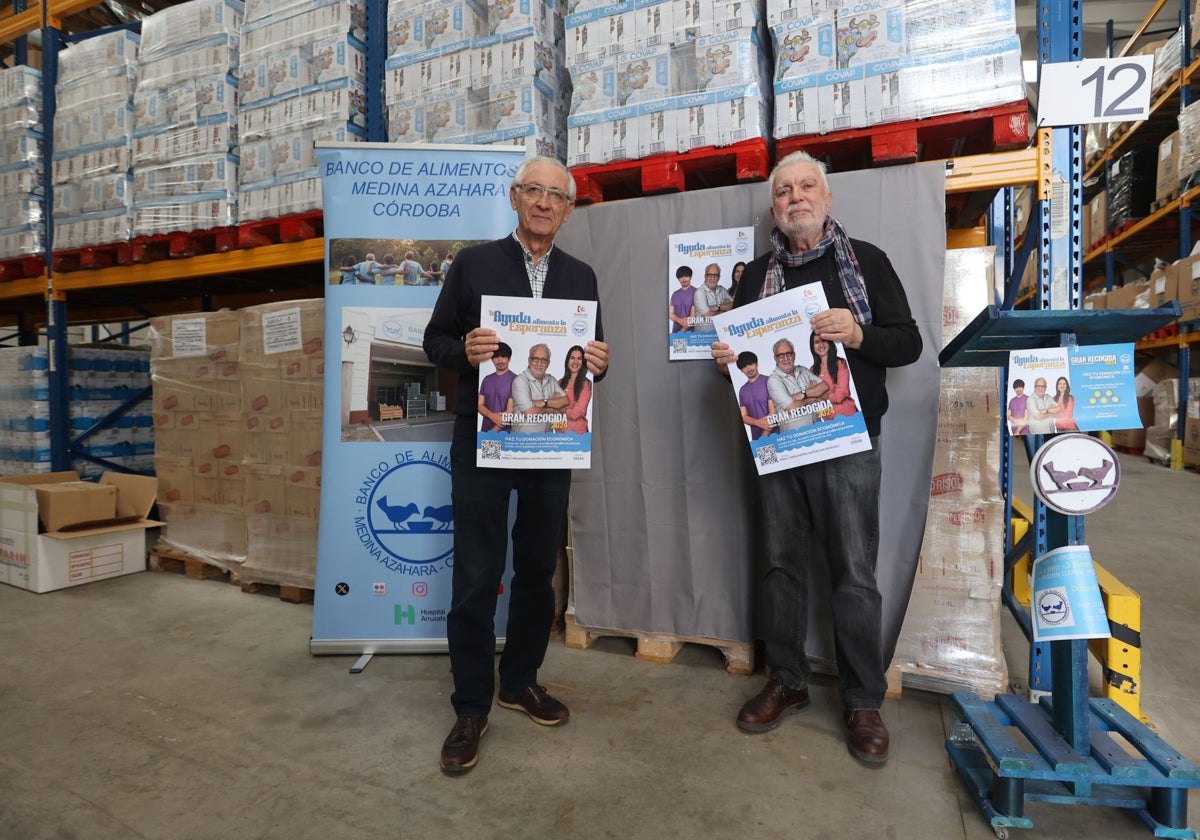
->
[440, 715, 488, 773]
[736, 674, 810, 733]
[497, 684, 570, 725]
[845, 709, 889, 764]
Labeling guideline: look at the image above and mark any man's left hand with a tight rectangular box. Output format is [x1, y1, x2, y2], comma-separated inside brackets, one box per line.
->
[584, 340, 610, 376]
[811, 307, 863, 350]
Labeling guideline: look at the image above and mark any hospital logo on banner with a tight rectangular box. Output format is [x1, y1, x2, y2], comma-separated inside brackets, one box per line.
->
[357, 450, 455, 574]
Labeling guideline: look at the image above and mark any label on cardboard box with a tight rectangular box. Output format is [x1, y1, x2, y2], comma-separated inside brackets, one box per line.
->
[262, 307, 304, 355]
[172, 318, 208, 358]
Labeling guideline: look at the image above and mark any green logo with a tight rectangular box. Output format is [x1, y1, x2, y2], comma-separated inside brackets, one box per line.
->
[394, 604, 415, 625]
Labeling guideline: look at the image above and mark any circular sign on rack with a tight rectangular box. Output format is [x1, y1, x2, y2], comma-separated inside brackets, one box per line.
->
[1029, 433, 1121, 516]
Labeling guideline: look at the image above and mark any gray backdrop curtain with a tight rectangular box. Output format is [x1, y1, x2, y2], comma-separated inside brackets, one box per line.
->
[555, 162, 946, 666]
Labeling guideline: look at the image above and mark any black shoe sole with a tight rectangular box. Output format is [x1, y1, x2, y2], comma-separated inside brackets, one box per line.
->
[497, 697, 569, 726]
[736, 699, 810, 734]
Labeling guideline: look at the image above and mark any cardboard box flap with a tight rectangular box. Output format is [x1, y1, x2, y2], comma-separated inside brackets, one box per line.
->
[100, 473, 158, 520]
[34, 481, 118, 532]
[0, 470, 80, 487]
[42, 518, 164, 541]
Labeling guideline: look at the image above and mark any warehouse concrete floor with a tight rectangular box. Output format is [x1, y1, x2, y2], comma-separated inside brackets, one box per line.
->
[1, 451, 1197, 840]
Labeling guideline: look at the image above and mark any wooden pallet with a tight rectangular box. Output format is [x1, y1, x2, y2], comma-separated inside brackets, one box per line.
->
[569, 137, 770, 205]
[776, 100, 1030, 171]
[564, 612, 753, 674]
[150, 545, 232, 581]
[236, 578, 315, 604]
[1150, 188, 1181, 213]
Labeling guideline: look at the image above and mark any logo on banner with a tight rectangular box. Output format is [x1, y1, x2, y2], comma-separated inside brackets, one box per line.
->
[395, 604, 416, 624]
[1037, 589, 1072, 626]
[357, 450, 455, 574]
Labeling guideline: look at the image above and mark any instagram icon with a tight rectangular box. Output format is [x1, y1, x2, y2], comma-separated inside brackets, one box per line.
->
[412, 581, 429, 597]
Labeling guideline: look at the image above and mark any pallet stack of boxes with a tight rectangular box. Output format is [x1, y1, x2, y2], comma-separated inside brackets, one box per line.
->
[0, 348, 53, 475]
[565, 0, 772, 166]
[772, 0, 1024, 141]
[238, 0, 369, 222]
[149, 304, 324, 586]
[132, 0, 243, 238]
[893, 247, 1007, 697]
[385, 0, 570, 158]
[238, 300, 324, 588]
[0, 65, 43, 261]
[52, 31, 139, 251]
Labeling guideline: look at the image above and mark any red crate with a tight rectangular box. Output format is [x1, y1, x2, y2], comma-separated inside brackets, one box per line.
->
[570, 137, 770, 205]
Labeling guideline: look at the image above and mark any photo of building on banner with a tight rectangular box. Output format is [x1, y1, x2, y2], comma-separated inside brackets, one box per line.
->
[713, 283, 871, 475]
[1005, 343, 1141, 436]
[477, 294, 597, 469]
[667, 226, 754, 360]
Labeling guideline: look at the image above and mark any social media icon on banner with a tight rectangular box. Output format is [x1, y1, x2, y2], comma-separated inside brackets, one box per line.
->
[413, 581, 429, 597]
[372, 582, 386, 596]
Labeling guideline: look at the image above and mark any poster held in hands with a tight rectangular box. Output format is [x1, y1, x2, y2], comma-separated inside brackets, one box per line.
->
[477, 293, 597, 469]
[667, 227, 754, 360]
[713, 283, 871, 475]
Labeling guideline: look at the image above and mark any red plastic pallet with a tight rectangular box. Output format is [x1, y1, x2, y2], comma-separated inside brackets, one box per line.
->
[52, 243, 134, 273]
[237, 211, 323, 249]
[570, 137, 770, 205]
[776, 100, 1030, 170]
[0, 254, 45, 281]
[129, 225, 240, 263]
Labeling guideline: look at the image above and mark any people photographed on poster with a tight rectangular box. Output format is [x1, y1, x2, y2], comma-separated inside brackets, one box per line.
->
[511, 343, 569, 433]
[809, 332, 857, 418]
[375, 254, 402, 285]
[400, 250, 428, 285]
[737, 351, 776, 438]
[1053, 376, 1077, 431]
[478, 341, 516, 432]
[766, 337, 828, 433]
[670, 265, 696, 332]
[693, 262, 733, 320]
[354, 252, 379, 284]
[728, 260, 746, 299]
[1007, 378, 1029, 436]
[1026, 376, 1059, 434]
[559, 344, 591, 434]
[339, 254, 358, 285]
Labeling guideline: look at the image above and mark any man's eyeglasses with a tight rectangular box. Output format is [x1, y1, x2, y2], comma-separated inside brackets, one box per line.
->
[514, 183, 572, 206]
[774, 351, 795, 359]
[704, 272, 720, 278]
[529, 356, 550, 364]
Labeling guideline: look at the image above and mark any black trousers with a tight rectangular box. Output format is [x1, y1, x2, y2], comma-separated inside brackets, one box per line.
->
[446, 433, 570, 716]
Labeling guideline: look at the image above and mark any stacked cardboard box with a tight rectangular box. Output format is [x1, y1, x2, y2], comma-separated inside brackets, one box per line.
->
[238, 299, 324, 588]
[52, 30, 139, 250]
[894, 247, 1007, 697]
[238, 0, 368, 221]
[132, 0, 243, 237]
[0, 66, 43, 260]
[150, 311, 248, 566]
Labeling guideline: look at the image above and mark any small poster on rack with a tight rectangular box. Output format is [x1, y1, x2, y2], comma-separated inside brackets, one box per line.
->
[1031, 545, 1111, 642]
[712, 283, 871, 475]
[667, 226, 754, 360]
[1005, 343, 1140, 436]
[477, 294, 597, 469]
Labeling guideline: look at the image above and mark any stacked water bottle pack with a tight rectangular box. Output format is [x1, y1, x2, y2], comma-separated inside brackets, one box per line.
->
[0, 66, 43, 260]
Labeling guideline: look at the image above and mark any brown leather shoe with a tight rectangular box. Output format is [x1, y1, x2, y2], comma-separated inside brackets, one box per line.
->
[845, 709, 889, 764]
[497, 684, 570, 726]
[736, 674, 810, 733]
[439, 715, 488, 774]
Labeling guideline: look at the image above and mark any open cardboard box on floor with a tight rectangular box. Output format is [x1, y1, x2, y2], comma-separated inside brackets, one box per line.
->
[0, 471, 161, 593]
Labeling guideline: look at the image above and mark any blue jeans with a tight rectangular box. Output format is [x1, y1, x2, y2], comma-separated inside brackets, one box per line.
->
[447, 434, 570, 717]
[758, 438, 885, 710]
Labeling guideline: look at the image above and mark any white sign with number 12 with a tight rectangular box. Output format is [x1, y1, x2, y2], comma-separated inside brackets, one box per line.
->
[1036, 56, 1154, 127]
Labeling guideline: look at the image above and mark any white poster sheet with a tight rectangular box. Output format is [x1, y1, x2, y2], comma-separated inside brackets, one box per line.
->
[667, 226, 754, 360]
[713, 283, 871, 475]
[477, 294, 597, 469]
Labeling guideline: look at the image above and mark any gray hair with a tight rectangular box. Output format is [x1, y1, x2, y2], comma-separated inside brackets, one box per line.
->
[772, 337, 795, 356]
[769, 150, 829, 195]
[529, 343, 551, 358]
[512, 155, 577, 202]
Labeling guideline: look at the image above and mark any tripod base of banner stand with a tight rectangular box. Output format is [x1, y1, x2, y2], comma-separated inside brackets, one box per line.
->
[310, 638, 508, 663]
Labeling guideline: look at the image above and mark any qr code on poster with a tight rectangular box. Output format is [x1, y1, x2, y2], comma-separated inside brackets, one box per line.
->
[481, 440, 502, 460]
[756, 444, 778, 466]
[672, 339, 686, 354]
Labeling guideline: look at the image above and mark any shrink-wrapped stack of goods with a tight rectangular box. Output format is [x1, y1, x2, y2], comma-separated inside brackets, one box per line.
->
[0, 66, 43, 260]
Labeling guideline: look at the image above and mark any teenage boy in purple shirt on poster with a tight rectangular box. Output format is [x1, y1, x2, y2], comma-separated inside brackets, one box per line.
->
[669, 265, 697, 332]
[478, 342, 516, 432]
[737, 351, 775, 439]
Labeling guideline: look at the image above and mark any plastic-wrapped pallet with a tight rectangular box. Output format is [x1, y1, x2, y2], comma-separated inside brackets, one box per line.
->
[237, 299, 324, 588]
[0, 66, 43, 260]
[132, 0, 243, 237]
[66, 347, 155, 479]
[1107, 146, 1158, 231]
[53, 31, 140, 251]
[565, 0, 772, 166]
[238, 0, 369, 221]
[771, 0, 1023, 139]
[385, 0, 570, 159]
[894, 247, 1008, 697]
[1177, 99, 1200, 185]
[150, 311, 248, 567]
[0, 347, 53, 475]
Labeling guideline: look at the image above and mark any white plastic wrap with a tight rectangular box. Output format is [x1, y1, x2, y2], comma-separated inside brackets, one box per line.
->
[0, 66, 44, 260]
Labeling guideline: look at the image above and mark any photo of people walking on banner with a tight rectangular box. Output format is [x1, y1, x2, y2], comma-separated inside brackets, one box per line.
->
[327, 238, 465, 286]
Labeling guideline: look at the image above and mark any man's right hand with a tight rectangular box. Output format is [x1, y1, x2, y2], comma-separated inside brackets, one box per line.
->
[464, 328, 499, 367]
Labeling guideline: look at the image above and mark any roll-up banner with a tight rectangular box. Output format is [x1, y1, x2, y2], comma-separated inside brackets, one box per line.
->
[311, 142, 527, 655]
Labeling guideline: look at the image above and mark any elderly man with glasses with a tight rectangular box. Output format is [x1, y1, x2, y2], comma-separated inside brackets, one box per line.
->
[766, 337, 828, 433]
[511, 344, 568, 433]
[693, 262, 733, 321]
[424, 156, 610, 774]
